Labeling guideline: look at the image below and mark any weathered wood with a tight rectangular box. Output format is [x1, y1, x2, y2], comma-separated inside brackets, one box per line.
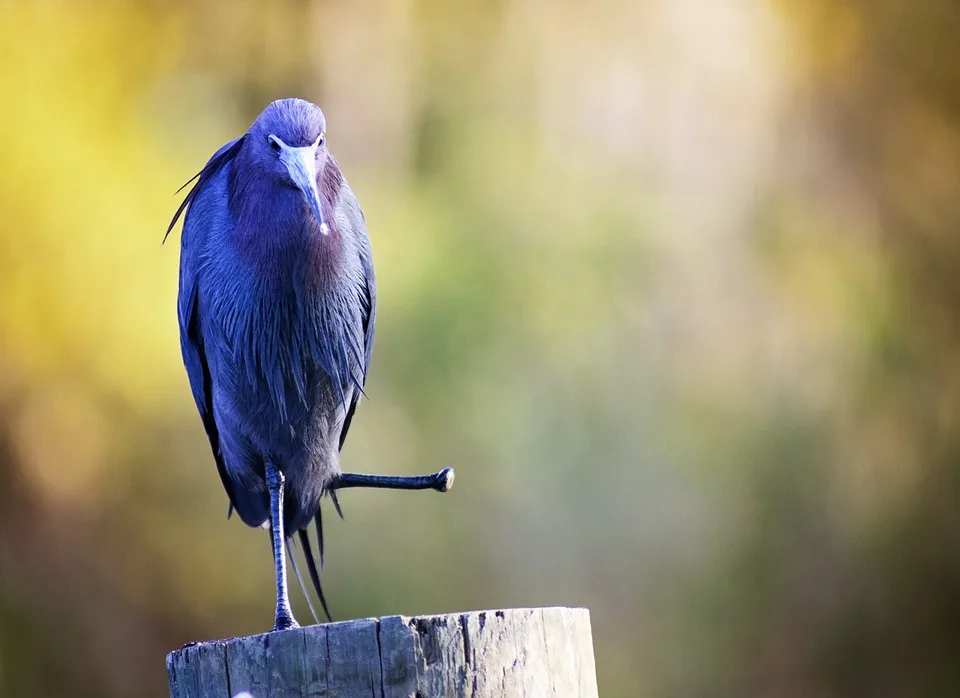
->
[166, 607, 598, 698]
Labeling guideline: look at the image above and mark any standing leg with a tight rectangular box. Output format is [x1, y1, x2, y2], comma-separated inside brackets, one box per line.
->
[265, 460, 298, 631]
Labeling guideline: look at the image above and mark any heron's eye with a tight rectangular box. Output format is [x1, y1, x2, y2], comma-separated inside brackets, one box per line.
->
[268, 136, 282, 153]
[317, 134, 325, 148]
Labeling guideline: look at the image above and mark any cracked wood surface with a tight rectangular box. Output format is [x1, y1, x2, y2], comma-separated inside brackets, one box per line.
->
[166, 607, 598, 698]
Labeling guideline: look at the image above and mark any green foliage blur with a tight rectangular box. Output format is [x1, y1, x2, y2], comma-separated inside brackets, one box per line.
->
[2, 1, 959, 695]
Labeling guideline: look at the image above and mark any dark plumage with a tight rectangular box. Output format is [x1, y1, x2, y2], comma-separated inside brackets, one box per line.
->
[171, 98, 372, 629]
[170, 98, 452, 632]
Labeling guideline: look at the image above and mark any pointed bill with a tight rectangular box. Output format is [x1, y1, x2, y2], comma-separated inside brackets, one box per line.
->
[281, 145, 329, 235]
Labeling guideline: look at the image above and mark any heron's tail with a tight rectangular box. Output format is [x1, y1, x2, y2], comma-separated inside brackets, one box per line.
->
[285, 537, 319, 624]
[283, 500, 336, 624]
[298, 524, 332, 622]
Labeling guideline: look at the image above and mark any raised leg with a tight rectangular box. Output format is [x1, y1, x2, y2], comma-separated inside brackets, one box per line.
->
[265, 460, 298, 631]
[331, 466, 454, 492]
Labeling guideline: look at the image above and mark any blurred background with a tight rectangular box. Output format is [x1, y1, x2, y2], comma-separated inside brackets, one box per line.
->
[2, 0, 959, 695]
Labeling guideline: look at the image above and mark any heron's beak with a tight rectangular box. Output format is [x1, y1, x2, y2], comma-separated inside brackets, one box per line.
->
[282, 146, 329, 235]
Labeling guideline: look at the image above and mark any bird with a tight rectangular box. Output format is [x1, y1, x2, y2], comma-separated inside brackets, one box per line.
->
[167, 98, 454, 632]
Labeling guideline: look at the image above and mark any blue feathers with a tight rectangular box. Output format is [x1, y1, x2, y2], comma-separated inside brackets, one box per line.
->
[172, 99, 376, 538]
[165, 137, 244, 245]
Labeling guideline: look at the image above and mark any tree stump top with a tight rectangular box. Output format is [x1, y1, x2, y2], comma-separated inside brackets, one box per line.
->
[166, 606, 598, 698]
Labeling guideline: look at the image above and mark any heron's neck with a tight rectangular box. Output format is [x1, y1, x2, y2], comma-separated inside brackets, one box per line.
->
[228, 174, 344, 280]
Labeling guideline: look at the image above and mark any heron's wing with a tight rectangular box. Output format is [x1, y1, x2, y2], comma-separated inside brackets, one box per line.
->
[338, 223, 376, 451]
[178, 261, 237, 514]
[174, 139, 244, 513]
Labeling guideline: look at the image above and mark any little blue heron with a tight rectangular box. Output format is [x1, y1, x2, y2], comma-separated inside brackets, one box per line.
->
[167, 98, 453, 631]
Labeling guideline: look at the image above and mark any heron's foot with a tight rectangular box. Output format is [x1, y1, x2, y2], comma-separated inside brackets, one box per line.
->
[436, 466, 455, 492]
[273, 613, 300, 632]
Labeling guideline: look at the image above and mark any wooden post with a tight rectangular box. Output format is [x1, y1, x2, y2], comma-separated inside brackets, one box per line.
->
[166, 606, 598, 698]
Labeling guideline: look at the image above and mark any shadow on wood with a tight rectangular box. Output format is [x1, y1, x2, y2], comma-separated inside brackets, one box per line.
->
[166, 606, 598, 697]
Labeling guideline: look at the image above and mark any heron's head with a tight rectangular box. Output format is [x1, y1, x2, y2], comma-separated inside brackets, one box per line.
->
[249, 98, 330, 234]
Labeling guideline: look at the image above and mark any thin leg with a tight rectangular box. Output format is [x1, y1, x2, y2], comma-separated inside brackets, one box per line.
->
[332, 466, 454, 493]
[265, 460, 298, 631]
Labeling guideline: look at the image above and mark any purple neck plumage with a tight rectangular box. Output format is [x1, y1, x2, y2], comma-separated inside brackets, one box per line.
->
[226, 146, 346, 279]
[222, 143, 363, 408]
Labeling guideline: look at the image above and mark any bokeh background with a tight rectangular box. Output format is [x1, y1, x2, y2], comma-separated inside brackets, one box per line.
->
[2, 0, 959, 696]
